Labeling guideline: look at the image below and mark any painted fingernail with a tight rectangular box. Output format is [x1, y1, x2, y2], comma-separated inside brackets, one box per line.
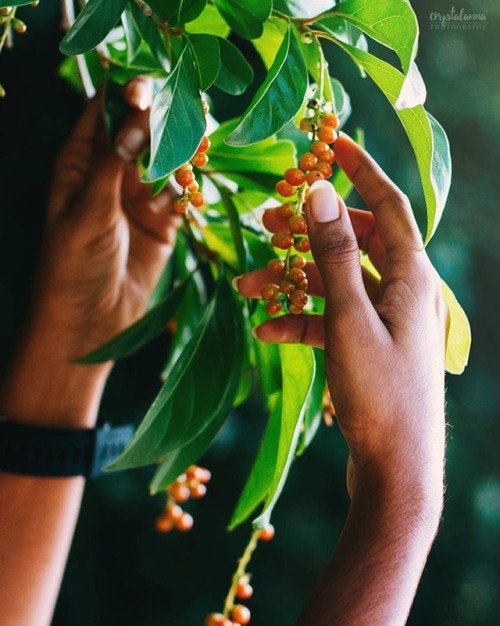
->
[231, 276, 241, 291]
[115, 127, 146, 161]
[309, 180, 340, 223]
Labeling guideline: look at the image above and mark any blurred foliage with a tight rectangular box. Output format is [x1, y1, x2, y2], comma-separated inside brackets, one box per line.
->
[0, 1, 499, 625]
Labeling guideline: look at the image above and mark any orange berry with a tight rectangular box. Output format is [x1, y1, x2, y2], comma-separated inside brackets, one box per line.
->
[306, 171, 324, 186]
[259, 524, 275, 541]
[190, 191, 205, 208]
[299, 117, 314, 132]
[298, 152, 318, 171]
[289, 268, 306, 283]
[173, 199, 186, 215]
[290, 290, 308, 307]
[271, 232, 294, 250]
[188, 181, 199, 192]
[311, 140, 329, 157]
[199, 468, 212, 483]
[197, 135, 211, 153]
[232, 605, 251, 625]
[289, 254, 306, 269]
[279, 279, 295, 295]
[268, 258, 285, 274]
[288, 215, 308, 235]
[295, 237, 311, 253]
[190, 482, 207, 499]
[236, 582, 254, 600]
[318, 149, 335, 164]
[276, 180, 296, 198]
[278, 203, 295, 218]
[168, 482, 190, 502]
[166, 503, 183, 521]
[317, 126, 338, 144]
[261, 283, 280, 301]
[288, 303, 304, 315]
[205, 613, 230, 626]
[175, 169, 194, 187]
[284, 167, 306, 187]
[155, 515, 174, 533]
[175, 511, 193, 532]
[295, 278, 309, 291]
[315, 162, 333, 178]
[265, 301, 283, 316]
[320, 112, 339, 128]
[192, 152, 209, 167]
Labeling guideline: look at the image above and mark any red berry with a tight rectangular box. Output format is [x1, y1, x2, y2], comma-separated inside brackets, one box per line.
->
[259, 524, 275, 541]
[318, 149, 335, 164]
[271, 233, 294, 250]
[295, 278, 309, 291]
[284, 167, 306, 187]
[265, 301, 283, 316]
[278, 203, 295, 218]
[205, 613, 230, 626]
[175, 166, 194, 188]
[268, 258, 285, 274]
[315, 162, 333, 179]
[168, 482, 190, 502]
[306, 171, 324, 186]
[232, 605, 251, 625]
[290, 290, 308, 307]
[311, 140, 329, 157]
[289, 254, 306, 269]
[261, 283, 280, 301]
[320, 112, 339, 129]
[317, 126, 338, 144]
[288, 215, 308, 235]
[175, 511, 193, 532]
[279, 280, 295, 295]
[155, 515, 174, 533]
[236, 582, 254, 600]
[288, 303, 304, 315]
[294, 237, 311, 253]
[298, 152, 318, 171]
[288, 268, 306, 283]
[276, 180, 296, 198]
[190, 191, 205, 208]
[197, 135, 211, 153]
[191, 152, 209, 168]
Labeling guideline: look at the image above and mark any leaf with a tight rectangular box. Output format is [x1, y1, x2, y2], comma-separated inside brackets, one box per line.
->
[226, 26, 308, 146]
[109, 275, 244, 472]
[329, 40, 451, 242]
[332, 126, 364, 199]
[273, 0, 336, 19]
[144, 45, 206, 182]
[441, 281, 471, 375]
[0, 0, 36, 6]
[186, 3, 230, 37]
[218, 188, 249, 275]
[228, 393, 282, 530]
[103, 79, 130, 142]
[128, 0, 170, 70]
[214, 38, 254, 96]
[76, 278, 191, 364]
[252, 304, 282, 398]
[330, 77, 352, 126]
[209, 119, 296, 177]
[60, 0, 128, 55]
[253, 344, 315, 529]
[212, 0, 272, 40]
[121, 6, 143, 65]
[180, 0, 208, 23]
[296, 348, 326, 456]
[189, 34, 221, 91]
[252, 17, 287, 69]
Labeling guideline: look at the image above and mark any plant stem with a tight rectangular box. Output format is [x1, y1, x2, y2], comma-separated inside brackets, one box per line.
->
[0, 8, 16, 53]
[61, 0, 95, 98]
[222, 529, 261, 617]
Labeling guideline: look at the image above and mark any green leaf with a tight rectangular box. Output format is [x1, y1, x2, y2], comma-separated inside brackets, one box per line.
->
[212, 0, 272, 39]
[332, 126, 364, 199]
[441, 280, 471, 375]
[109, 275, 244, 472]
[214, 38, 254, 96]
[121, 6, 143, 65]
[76, 278, 191, 364]
[186, 3, 230, 37]
[229, 392, 282, 530]
[147, 0, 182, 22]
[218, 188, 249, 275]
[128, 0, 170, 70]
[60, 0, 127, 55]
[296, 348, 326, 456]
[0, 0, 35, 6]
[189, 34, 221, 91]
[329, 40, 451, 242]
[180, 0, 208, 23]
[252, 304, 282, 397]
[144, 45, 206, 182]
[252, 17, 287, 69]
[226, 25, 308, 146]
[103, 79, 130, 142]
[273, 0, 336, 19]
[253, 344, 315, 529]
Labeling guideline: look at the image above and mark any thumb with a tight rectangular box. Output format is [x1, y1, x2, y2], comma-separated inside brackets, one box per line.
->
[306, 180, 369, 314]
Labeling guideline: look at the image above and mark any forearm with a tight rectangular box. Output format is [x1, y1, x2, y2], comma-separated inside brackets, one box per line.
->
[296, 471, 443, 626]
[0, 322, 110, 626]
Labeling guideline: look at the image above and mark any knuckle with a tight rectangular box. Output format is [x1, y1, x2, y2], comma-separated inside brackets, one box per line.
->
[316, 230, 359, 266]
[372, 186, 410, 213]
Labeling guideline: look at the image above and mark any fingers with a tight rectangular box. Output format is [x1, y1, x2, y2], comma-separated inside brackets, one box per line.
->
[333, 134, 423, 259]
[253, 314, 325, 348]
[236, 262, 324, 298]
[122, 76, 153, 111]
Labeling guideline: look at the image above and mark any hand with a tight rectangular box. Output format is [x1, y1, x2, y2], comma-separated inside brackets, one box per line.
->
[236, 135, 448, 512]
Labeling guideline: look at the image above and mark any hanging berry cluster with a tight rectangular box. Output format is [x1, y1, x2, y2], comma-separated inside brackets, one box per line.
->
[155, 465, 211, 534]
[261, 103, 339, 317]
[205, 525, 275, 626]
[173, 134, 210, 215]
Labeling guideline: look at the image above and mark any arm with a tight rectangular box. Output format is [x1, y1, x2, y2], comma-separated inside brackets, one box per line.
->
[0, 77, 179, 626]
[236, 134, 447, 625]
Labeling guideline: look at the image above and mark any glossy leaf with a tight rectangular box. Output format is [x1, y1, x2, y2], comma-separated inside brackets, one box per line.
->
[225, 25, 308, 146]
[252, 304, 282, 398]
[121, 6, 142, 65]
[109, 275, 244, 470]
[273, 0, 336, 19]
[0, 0, 37, 6]
[296, 348, 326, 456]
[189, 34, 221, 90]
[212, 0, 272, 40]
[218, 188, 249, 275]
[214, 38, 254, 96]
[60, 0, 127, 55]
[76, 278, 191, 364]
[128, 1, 170, 70]
[442, 281, 471, 375]
[186, 3, 231, 37]
[180, 0, 208, 23]
[253, 344, 315, 529]
[144, 45, 206, 182]
[252, 17, 287, 69]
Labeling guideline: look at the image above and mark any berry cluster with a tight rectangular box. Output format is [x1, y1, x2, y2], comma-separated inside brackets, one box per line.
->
[155, 465, 211, 534]
[0, 4, 33, 97]
[173, 135, 210, 215]
[205, 525, 275, 626]
[261, 104, 339, 317]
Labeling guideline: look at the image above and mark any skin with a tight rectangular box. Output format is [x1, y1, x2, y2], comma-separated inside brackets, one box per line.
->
[236, 135, 448, 625]
[0, 77, 180, 626]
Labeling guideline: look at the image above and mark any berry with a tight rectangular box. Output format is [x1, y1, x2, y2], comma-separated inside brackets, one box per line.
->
[259, 524, 275, 541]
[155, 515, 174, 533]
[306, 171, 324, 186]
[12, 19, 27, 34]
[320, 112, 339, 128]
[166, 503, 183, 521]
[295, 278, 309, 291]
[205, 613, 231, 626]
[197, 135, 211, 153]
[175, 167, 194, 188]
[236, 582, 254, 600]
[175, 511, 194, 532]
[278, 203, 295, 218]
[289, 268, 306, 283]
[190, 482, 207, 499]
[317, 126, 338, 144]
[315, 162, 333, 179]
[299, 117, 314, 132]
[318, 149, 335, 164]
[295, 237, 311, 253]
[265, 301, 283, 316]
[232, 605, 251, 625]
[192, 152, 208, 168]
[173, 199, 186, 215]
[298, 152, 318, 171]
[311, 140, 329, 157]
[284, 168, 306, 187]
[288, 215, 308, 234]
[271, 233, 294, 250]
[190, 192, 205, 208]
[290, 290, 308, 308]
[279, 280, 295, 295]
[188, 181, 199, 192]
[199, 468, 212, 483]
[289, 303, 304, 315]
[261, 284, 280, 301]
[268, 258, 285, 274]
[276, 180, 296, 198]
[169, 482, 190, 502]
[289, 254, 306, 269]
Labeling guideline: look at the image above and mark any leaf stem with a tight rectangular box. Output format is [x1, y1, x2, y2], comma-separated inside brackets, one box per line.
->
[222, 529, 261, 617]
[61, 0, 96, 98]
[0, 8, 16, 53]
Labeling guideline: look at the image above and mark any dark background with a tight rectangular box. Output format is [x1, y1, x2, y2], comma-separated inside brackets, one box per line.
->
[1, 1, 499, 624]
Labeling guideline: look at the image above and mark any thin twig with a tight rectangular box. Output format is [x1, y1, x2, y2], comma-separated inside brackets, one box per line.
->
[61, 0, 96, 99]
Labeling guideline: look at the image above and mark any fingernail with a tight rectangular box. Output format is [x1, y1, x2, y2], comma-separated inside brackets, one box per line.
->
[309, 180, 340, 223]
[115, 127, 146, 161]
[250, 326, 260, 339]
[127, 79, 153, 111]
[149, 193, 168, 214]
[231, 276, 241, 291]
